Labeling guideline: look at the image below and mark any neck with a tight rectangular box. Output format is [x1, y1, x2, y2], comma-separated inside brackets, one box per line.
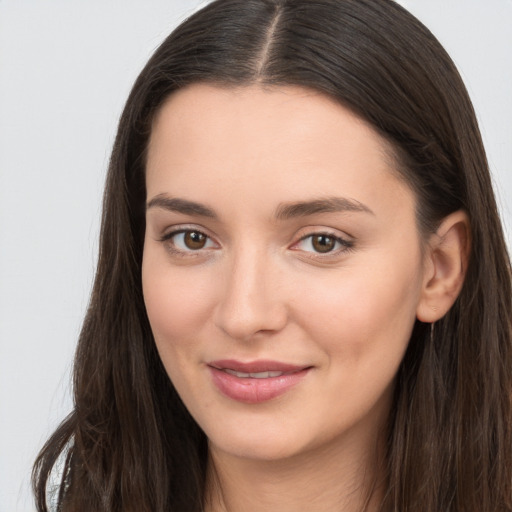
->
[204, 428, 387, 512]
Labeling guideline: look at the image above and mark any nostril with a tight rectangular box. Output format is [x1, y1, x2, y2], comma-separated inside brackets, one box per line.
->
[214, 297, 288, 341]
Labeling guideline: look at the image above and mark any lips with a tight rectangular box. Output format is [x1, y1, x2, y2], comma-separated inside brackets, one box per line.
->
[208, 359, 311, 403]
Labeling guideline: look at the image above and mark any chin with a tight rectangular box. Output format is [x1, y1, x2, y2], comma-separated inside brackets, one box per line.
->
[209, 434, 309, 463]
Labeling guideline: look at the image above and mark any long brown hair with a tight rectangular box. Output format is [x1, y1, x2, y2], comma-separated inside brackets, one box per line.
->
[33, 0, 512, 510]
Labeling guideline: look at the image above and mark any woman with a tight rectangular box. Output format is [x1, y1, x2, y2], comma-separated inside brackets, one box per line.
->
[33, 0, 512, 511]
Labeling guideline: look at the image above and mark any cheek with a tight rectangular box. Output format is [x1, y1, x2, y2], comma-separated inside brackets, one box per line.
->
[294, 253, 423, 363]
[141, 255, 216, 348]
[141, 256, 221, 402]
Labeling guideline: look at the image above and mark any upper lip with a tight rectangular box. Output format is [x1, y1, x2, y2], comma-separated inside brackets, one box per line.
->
[208, 359, 309, 373]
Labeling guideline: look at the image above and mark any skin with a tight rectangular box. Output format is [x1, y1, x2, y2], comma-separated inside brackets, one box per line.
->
[142, 84, 468, 512]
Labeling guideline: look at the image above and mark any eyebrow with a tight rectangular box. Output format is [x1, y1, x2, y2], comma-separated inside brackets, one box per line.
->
[146, 194, 373, 220]
[146, 195, 217, 218]
[274, 196, 374, 220]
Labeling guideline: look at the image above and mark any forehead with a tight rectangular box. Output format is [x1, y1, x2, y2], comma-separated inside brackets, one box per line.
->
[145, 83, 413, 221]
[149, 84, 387, 159]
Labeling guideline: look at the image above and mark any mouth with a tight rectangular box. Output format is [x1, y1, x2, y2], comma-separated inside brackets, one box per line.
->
[207, 359, 312, 403]
[209, 359, 308, 374]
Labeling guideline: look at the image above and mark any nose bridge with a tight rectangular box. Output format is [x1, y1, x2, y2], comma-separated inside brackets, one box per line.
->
[214, 241, 286, 341]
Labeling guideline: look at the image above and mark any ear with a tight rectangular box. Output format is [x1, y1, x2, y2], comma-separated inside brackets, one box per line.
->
[416, 210, 471, 323]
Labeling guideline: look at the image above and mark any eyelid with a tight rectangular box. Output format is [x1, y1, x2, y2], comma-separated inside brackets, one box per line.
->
[159, 223, 214, 241]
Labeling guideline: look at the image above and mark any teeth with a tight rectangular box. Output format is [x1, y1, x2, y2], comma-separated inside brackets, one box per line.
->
[224, 369, 284, 378]
[225, 369, 250, 378]
[251, 371, 283, 378]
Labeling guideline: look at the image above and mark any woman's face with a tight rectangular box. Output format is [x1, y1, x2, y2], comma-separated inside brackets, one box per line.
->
[142, 84, 427, 462]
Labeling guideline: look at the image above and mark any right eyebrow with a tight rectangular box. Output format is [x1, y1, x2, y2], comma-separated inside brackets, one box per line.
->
[274, 196, 374, 220]
[146, 195, 217, 218]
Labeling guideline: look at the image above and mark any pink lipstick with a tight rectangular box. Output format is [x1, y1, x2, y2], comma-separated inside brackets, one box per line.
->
[208, 359, 311, 403]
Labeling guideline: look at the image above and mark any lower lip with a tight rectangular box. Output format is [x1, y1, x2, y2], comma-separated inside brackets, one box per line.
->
[208, 367, 310, 404]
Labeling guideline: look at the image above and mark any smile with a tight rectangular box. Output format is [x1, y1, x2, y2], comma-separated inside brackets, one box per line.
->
[208, 360, 311, 403]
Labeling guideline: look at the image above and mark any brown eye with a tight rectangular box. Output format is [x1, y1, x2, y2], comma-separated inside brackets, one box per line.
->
[184, 231, 207, 250]
[162, 229, 216, 254]
[311, 234, 336, 253]
[293, 232, 352, 257]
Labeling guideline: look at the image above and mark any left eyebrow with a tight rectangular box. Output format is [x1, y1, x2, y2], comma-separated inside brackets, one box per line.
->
[274, 197, 374, 220]
[146, 194, 217, 218]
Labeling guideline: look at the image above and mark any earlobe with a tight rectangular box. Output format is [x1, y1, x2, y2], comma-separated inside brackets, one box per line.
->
[416, 210, 471, 323]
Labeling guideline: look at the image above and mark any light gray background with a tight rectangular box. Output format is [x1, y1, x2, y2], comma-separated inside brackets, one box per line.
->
[0, 1, 510, 511]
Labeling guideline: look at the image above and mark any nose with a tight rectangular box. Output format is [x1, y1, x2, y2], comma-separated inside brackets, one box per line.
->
[213, 246, 288, 342]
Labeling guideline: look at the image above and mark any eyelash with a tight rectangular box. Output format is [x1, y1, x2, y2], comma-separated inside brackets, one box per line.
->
[159, 228, 354, 259]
